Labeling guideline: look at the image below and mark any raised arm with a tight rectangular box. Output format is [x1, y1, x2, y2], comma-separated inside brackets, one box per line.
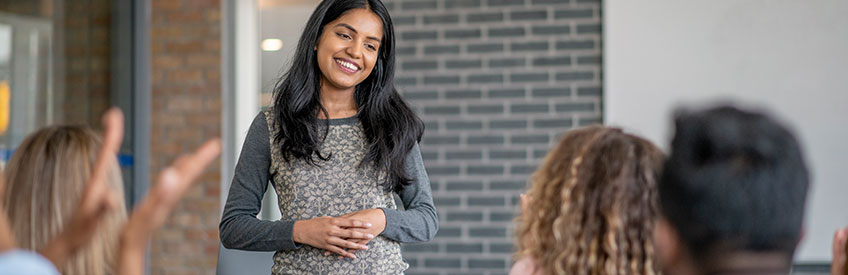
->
[118, 139, 221, 275]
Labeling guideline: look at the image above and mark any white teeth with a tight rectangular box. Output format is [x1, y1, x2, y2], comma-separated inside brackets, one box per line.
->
[335, 59, 358, 71]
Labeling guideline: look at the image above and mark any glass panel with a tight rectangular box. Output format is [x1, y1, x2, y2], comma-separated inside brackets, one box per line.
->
[258, 0, 319, 108]
[0, 23, 11, 162]
[0, 0, 136, 206]
[0, 11, 53, 167]
[256, 0, 320, 220]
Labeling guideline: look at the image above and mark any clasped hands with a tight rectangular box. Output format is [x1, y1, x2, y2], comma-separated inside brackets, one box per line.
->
[292, 208, 386, 259]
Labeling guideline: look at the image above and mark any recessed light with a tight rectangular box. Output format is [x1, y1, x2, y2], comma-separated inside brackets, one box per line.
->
[262, 39, 283, 51]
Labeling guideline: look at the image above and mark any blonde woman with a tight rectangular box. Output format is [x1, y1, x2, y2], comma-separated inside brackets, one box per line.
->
[0, 109, 221, 275]
[512, 125, 665, 275]
[2, 125, 126, 275]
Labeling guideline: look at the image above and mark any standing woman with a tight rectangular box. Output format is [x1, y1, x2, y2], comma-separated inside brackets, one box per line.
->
[219, 0, 437, 274]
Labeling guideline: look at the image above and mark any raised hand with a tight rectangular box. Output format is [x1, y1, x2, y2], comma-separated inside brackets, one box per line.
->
[833, 227, 848, 275]
[39, 108, 124, 268]
[0, 190, 13, 253]
[0, 108, 221, 275]
[293, 216, 374, 259]
[118, 138, 221, 275]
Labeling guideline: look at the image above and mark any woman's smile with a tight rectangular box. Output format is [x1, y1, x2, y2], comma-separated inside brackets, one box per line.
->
[334, 57, 361, 74]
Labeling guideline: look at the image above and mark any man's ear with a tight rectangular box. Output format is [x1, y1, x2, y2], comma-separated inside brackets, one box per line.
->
[654, 217, 682, 270]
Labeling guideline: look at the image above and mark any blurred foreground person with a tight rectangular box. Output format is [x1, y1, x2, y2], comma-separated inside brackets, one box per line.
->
[0, 108, 220, 275]
[3, 125, 127, 275]
[654, 105, 809, 275]
[512, 125, 665, 274]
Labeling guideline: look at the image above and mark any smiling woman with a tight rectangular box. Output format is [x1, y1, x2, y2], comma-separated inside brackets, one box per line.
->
[316, 12, 384, 91]
[218, 1, 438, 274]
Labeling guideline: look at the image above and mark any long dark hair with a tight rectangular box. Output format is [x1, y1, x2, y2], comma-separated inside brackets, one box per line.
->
[271, 0, 423, 193]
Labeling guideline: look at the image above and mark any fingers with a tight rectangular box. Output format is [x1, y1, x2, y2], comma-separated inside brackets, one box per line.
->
[329, 229, 374, 240]
[332, 218, 372, 229]
[59, 108, 124, 254]
[832, 228, 848, 275]
[171, 139, 221, 185]
[320, 215, 379, 258]
[0, 209, 15, 252]
[326, 237, 365, 259]
[144, 169, 181, 228]
[150, 139, 221, 215]
[123, 139, 221, 245]
[149, 168, 181, 209]
[322, 224, 374, 258]
[327, 236, 368, 250]
[325, 238, 372, 257]
[835, 228, 847, 257]
[82, 108, 124, 214]
[90, 108, 124, 187]
[118, 138, 221, 275]
[323, 244, 356, 259]
[100, 108, 124, 155]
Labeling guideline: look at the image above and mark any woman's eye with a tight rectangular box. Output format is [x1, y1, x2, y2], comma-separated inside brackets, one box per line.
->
[366, 44, 377, 51]
[337, 33, 351, 39]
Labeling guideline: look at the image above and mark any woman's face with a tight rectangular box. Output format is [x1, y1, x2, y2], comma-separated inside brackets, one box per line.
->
[315, 8, 384, 92]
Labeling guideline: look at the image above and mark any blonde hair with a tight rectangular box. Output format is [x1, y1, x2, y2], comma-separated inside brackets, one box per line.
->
[516, 125, 665, 275]
[2, 125, 126, 275]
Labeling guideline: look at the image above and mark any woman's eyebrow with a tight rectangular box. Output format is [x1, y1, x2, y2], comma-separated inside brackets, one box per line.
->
[335, 23, 381, 43]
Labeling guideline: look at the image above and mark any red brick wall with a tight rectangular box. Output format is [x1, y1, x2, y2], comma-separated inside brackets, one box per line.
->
[0, 0, 48, 17]
[150, 0, 222, 274]
[64, 0, 112, 126]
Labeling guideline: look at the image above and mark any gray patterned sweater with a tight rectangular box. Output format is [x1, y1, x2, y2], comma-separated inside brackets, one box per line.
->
[219, 111, 438, 274]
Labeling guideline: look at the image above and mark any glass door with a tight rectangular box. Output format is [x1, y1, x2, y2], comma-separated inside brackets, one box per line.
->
[0, 11, 53, 168]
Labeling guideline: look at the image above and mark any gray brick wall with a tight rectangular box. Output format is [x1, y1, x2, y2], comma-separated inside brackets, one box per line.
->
[386, 0, 603, 274]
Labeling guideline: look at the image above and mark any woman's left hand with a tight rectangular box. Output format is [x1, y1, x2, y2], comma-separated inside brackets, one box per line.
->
[324, 209, 386, 257]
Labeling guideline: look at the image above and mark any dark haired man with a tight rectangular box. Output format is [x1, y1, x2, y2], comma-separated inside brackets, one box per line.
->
[654, 105, 810, 274]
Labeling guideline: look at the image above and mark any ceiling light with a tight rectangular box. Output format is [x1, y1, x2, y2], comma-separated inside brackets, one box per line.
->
[262, 39, 283, 51]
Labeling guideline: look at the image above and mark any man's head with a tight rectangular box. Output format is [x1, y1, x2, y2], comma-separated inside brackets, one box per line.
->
[655, 105, 809, 273]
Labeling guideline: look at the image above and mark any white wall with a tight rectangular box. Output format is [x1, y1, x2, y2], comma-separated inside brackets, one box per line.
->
[260, 4, 317, 95]
[605, 0, 848, 262]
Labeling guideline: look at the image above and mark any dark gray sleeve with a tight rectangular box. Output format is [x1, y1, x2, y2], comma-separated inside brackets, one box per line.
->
[219, 112, 300, 251]
[379, 144, 439, 243]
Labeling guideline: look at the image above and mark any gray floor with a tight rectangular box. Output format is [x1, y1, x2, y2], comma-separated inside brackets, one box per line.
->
[214, 250, 832, 275]
[216, 244, 273, 275]
[792, 263, 831, 275]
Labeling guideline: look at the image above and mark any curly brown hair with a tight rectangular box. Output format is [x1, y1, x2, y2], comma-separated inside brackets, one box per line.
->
[515, 125, 665, 275]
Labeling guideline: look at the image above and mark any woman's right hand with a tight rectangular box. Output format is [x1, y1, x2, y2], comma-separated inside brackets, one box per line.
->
[292, 217, 374, 258]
